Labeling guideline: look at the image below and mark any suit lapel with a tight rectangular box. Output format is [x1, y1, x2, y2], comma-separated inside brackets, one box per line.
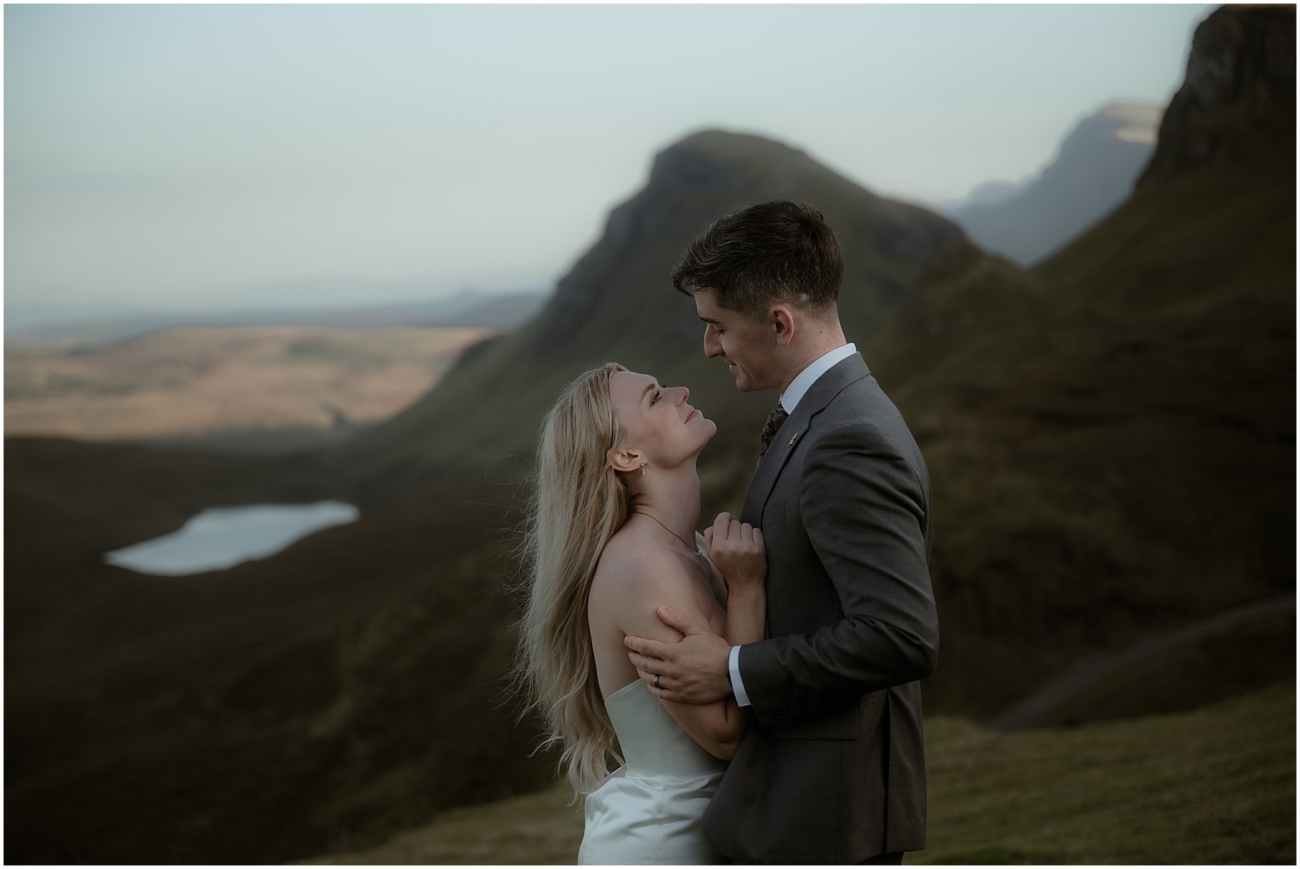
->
[740, 354, 872, 525]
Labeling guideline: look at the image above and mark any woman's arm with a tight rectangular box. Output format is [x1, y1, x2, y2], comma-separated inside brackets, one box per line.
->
[706, 512, 766, 649]
[657, 516, 766, 760]
[612, 519, 766, 760]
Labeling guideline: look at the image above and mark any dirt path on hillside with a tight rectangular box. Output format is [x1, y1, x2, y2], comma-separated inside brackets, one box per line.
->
[988, 593, 1296, 730]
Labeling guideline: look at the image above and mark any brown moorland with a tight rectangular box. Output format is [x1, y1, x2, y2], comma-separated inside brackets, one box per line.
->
[5, 325, 496, 444]
[5, 6, 1294, 863]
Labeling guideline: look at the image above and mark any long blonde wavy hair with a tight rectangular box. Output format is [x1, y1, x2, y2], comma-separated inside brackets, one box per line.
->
[515, 362, 632, 794]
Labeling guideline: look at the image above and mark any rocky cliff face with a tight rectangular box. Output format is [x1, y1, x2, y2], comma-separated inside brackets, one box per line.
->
[1139, 4, 1296, 183]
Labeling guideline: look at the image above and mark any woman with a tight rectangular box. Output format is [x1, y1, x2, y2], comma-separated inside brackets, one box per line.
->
[515, 362, 767, 864]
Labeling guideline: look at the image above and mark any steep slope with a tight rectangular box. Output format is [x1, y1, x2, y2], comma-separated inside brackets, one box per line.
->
[6, 7, 1291, 861]
[4, 132, 980, 863]
[1139, 3, 1295, 184]
[949, 102, 1162, 266]
[870, 3, 1295, 713]
[329, 130, 967, 508]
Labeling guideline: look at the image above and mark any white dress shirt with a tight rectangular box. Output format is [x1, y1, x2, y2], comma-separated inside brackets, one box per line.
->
[728, 343, 858, 707]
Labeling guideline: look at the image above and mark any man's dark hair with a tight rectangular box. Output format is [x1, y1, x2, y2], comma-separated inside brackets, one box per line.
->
[670, 200, 844, 319]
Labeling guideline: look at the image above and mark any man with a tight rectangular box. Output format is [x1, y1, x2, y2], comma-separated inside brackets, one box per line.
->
[625, 200, 939, 864]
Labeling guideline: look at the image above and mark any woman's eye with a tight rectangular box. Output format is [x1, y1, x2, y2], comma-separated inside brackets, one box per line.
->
[652, 391, 661, 404]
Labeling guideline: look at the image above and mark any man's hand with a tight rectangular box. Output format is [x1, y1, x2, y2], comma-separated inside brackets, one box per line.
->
[625, 606, 733, 705]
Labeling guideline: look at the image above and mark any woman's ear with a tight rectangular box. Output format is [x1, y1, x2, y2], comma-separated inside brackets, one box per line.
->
[608, 445, 643, 475]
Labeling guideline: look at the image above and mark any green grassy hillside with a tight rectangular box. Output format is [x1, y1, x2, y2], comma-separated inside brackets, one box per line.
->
[6, 440, 553, 862]
[868, 143, 1295, 714]
[325, 129, 967, 507]
[6, 8, 1294, 861]
[303, 681, 1295, 864]
[9, 131, 978, 863]
[859, 6, 1296, 713]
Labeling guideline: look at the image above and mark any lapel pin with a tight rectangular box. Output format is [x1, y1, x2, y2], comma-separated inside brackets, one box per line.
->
[788, 432, 800, 447]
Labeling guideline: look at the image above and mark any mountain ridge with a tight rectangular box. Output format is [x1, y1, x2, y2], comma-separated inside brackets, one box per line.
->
[5, 6, 1293, 862]
[328, 128, 968, 507]
[947, 101, 1162, 266]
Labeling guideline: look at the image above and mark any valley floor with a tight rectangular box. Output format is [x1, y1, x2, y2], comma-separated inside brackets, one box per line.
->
[5, 325, 495, 446]
[301, 679, 1295, 865]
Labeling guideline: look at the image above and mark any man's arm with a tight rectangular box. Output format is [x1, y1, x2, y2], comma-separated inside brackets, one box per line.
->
[603, 547, 749, 760]
[624, 514, 766, 706]
[628, 421, 938, 715]
[738, 421, 938, 723]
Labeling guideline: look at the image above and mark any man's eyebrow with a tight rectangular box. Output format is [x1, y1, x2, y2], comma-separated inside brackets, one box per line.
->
[698, 315, 721, 324]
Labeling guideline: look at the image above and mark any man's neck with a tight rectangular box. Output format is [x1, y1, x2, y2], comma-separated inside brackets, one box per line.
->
[778, 332, 849, 394]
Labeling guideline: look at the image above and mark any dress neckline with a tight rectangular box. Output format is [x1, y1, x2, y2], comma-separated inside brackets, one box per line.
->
[604, 679, 647, 704]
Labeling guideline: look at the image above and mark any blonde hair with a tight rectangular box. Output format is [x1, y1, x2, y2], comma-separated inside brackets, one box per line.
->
[515, 362, 631, 794]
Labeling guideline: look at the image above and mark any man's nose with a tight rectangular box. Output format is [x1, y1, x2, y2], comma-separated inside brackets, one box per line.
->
[703, 326, 721, 358]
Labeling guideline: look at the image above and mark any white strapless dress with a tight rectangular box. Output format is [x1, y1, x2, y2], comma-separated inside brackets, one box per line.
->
[578, 680, 728, 864]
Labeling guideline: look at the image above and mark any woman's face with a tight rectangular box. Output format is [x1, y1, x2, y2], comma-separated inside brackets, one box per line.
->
[609, 370, 716, 471]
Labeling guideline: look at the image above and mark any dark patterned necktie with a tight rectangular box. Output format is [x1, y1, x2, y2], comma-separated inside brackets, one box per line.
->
[759, 402, 789, 459]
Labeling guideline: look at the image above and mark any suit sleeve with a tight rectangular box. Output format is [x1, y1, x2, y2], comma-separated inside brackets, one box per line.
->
[738, 420, 939, 724]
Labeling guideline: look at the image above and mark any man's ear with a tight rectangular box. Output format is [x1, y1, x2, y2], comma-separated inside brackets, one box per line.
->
[608, 445, 643, 475]
[770, 305, 796, 347]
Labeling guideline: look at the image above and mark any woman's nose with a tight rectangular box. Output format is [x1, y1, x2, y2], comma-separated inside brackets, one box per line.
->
[676, 386, 690, 403]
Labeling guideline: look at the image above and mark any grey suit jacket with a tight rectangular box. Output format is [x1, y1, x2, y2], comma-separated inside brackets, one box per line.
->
[701, 353, 939, 864]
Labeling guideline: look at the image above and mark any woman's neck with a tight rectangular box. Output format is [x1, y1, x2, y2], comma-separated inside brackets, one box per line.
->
[627, 464, 702, 546]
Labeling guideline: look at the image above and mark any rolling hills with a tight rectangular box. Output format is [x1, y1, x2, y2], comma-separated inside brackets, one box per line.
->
[5, 4, 1293, 862]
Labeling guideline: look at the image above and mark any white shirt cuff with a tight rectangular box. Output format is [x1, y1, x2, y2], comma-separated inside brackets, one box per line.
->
[728, 645, 752, 707]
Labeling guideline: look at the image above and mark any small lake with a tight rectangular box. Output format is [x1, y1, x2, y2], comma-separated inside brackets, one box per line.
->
[104, 501, 360, 576]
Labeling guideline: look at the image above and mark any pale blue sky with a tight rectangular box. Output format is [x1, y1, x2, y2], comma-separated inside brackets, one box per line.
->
[5, 4, 1215, 322]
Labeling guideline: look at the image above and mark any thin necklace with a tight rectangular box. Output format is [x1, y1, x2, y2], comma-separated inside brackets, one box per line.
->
[632, 510, 704, 559]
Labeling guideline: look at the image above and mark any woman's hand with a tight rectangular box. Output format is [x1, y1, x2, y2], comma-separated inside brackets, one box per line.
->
[703, 512, 765, 591]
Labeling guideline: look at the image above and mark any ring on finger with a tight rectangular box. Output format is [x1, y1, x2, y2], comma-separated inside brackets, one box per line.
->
[654, 674, 661, 689]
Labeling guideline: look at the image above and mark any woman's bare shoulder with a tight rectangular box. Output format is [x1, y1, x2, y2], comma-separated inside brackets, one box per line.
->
[590, 530, 701, 641]
[594, 530, 692, 598]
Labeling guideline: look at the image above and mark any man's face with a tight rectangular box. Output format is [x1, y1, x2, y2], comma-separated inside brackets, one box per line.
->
[693, 288, 780, 393]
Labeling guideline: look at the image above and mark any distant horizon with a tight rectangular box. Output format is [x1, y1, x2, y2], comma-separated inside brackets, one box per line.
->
[5, 281, 552, 335]
[6, 4, 1215, 322]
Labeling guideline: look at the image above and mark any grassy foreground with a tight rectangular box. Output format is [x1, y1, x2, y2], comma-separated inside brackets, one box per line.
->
[302, 680, 1294, 864]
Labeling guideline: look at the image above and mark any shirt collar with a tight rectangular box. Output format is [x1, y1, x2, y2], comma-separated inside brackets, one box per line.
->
[780, 343, 857, 414]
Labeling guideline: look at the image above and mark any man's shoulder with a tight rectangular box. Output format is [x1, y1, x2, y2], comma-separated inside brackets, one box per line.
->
[804, 376, 928, 479]
[808, 377, 895, 440]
